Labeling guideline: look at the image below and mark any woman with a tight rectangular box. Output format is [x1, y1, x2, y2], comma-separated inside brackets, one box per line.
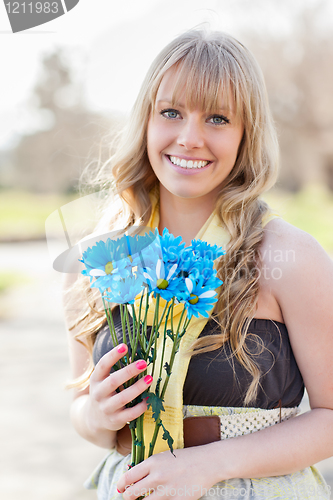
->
[64, 30, 333, 499]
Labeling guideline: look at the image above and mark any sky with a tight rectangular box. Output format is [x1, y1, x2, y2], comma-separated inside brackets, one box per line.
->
[0, 0, 332, 149]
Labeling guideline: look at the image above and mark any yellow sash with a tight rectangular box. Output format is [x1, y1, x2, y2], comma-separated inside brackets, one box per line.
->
[137, 187, 278, 457]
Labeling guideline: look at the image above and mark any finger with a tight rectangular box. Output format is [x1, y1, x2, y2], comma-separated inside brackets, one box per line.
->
[91, 343, 128, 382]
[117, 462, 149, 495]
[104, 359, 150, 395]
[119, 399, 149, 423]
[103, 398, 148, 431]
[93, 361, 151, 402]
[112, 374, 153, 409]
[122, 481, 153, 500]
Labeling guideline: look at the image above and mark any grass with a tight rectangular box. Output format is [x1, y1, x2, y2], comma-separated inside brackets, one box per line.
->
[262, 184, 333, 254]
[0, 185, 332, 251]
[0, 271, 30, 293]
[0, 190, 75, 240]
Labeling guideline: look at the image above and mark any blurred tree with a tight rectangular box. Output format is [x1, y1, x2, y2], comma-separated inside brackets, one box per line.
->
[247, 0, 333, 190]
[11, 49, 122, 193]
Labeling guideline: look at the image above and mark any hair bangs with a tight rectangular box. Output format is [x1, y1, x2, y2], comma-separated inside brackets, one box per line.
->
[161, 48, 244, 120]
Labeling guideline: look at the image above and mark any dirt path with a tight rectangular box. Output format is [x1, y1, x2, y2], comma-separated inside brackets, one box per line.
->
[0, 242, 105, 500]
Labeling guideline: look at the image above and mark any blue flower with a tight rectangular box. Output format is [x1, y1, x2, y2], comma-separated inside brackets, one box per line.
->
[125, 231, 160, 267]
[190, 239, 225, 261]
[80, 238, 133, 292]
[138, 232, 163, 273]
[183, 256, 214, 284]
[104, 274, 145, 304]
[143, 257, 183, 301]
[159, 228, 185, 265]
[177, 247, 198, 276]
[181, 276, 220, 319]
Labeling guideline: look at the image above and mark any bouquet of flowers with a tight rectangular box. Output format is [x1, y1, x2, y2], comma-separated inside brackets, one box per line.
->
[80, 228, 224, 467]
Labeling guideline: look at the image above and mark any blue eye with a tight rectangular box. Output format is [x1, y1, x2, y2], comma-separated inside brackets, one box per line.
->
[160, 109, 179, 119]
[209, 115, 230, 125]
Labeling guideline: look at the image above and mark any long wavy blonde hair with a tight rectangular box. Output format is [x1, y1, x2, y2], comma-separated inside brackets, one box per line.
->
[66, 29, 279, 404]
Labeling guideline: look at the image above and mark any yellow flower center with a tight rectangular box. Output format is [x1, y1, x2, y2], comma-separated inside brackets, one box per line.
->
[157, 278, 168, 289]
[189, 294, 199, 305]
[104, 261, 114, 274]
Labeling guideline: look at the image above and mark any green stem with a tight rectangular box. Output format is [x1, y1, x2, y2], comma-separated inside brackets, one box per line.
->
[148, 294, 160, 378]
[135, 413, 145, 465]
[130, 426, 136, 466]
[141, 289, 150, 351]
[124, 304, 133, 348]
[148, 307, 190, 457]
[158, 298, 174, 380]
[148, 417, 162, 457]
[131, 303, 140, 361]
[102, 295, 122, 371]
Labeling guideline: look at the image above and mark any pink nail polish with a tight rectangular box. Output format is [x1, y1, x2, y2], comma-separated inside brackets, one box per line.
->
[136, 360, 147, 370]
[117, 488, 121, 493]
[144, 375, 153, 385]
[117, 344, 127, 354]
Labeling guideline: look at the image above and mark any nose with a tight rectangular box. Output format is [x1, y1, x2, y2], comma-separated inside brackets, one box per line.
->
[177, 115, 205, 150]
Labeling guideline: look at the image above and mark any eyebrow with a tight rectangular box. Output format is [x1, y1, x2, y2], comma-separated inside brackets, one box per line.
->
[156, 99, 232, 113]
[157, 99, 185, 108]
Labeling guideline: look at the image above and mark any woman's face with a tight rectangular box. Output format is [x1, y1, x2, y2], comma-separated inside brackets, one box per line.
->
[147, 67, 244, 206]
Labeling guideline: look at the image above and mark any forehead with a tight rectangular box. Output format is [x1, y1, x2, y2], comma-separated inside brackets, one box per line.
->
[153, 64, 237, 114]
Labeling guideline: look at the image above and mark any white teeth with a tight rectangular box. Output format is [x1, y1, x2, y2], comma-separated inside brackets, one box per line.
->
[169, 156, 209, 169]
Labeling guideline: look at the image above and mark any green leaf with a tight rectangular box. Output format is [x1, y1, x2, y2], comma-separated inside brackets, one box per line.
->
[164, 362, 171, 376]
[146, 392, 165, 421]
[161, 423, 175, 456]
[128, 420, 137, 430]
[166, 329, 174, 341]
[147, 347, 155, 364]
[155, 377, 162, 397]
[136, 346, 144, 359]
[179, 330, 186, 339]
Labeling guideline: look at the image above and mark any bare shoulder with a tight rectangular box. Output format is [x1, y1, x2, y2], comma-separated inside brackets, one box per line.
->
[261, 218, 333, 409]
[261, 217, 323, 254]
[260, 217, 332, 275]
[260, 217, 333, 315]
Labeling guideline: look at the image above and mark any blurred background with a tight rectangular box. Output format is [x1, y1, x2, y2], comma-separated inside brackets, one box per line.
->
[1, 0, 333, 498]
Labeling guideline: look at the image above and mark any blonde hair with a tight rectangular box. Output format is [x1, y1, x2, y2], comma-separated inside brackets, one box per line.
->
[67, 29, 279, 404]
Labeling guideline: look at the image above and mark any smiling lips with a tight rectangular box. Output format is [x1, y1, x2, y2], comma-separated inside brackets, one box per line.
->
[167, 155, 211, 169]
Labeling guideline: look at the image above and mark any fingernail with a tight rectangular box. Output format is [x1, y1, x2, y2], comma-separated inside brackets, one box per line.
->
[136, 360, 147, 370]
[117, 344, 127, 354]
[144, 375, 153, 385]
[117, 488, 121, 493]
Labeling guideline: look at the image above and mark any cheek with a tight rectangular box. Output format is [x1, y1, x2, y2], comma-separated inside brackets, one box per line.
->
[146, 122, 160, 159]
[147, 118, 174, 156]
[222, 133, 244, 162]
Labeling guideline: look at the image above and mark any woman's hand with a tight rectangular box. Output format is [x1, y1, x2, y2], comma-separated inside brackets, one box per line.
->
[86, 343, 153, 435]
[116, 445, 221, 500]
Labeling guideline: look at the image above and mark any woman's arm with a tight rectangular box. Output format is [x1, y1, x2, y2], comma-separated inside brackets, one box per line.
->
[63, 274, 153, 449]
[214, 219, 333, 478]
[117, 219, 333, 499]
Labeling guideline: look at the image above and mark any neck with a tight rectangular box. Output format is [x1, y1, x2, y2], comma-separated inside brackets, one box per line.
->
[158, 186, 216, 245]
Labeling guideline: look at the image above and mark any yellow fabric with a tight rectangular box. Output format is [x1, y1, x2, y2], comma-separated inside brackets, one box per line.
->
[261, 210, 280, 227]
[135, 188, 229, 458]
[135, 187, 279, 458]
